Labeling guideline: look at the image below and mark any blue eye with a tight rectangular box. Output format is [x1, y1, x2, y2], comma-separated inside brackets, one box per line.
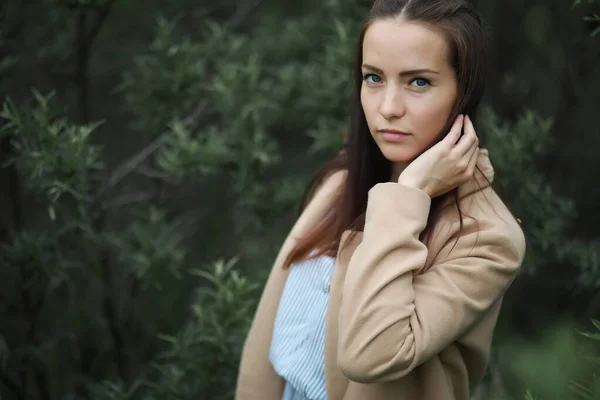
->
[410, 78, 430, 87]
[363, 74, 382, 84]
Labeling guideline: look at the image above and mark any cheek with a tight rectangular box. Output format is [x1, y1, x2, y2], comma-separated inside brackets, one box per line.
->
[410, 96, 454, 137]
[360, 89, 376, 127]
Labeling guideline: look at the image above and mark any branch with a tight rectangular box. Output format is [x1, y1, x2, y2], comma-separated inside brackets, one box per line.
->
[192, 3, 232, 19]
[224, 0, 268, 30]
[487, 353, 509, 398]
[172, 209, 208, 240]
[0, 136, 24, 239]
[75, 9, 90, 122]
[136, 165, 182, 185]
[90, 100, 208, 209]
[0, 371, 24, 399]
[29, 360, 50, 400]
[43, 0, 118, 122]
[94, 214, 127, 381]
[87, 0, 119, 44]
[90, 0, 262, 208]
[0, 0, 31, 45]
[101, 191, 156, 209]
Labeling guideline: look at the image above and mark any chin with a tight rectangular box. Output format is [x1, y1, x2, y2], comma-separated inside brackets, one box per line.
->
[377, 143, 419, 164]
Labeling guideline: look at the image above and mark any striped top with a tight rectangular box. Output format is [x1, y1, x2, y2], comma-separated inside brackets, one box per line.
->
[269, 255, 336, 400]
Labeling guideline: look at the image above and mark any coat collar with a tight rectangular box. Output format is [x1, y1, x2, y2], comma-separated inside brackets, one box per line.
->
[442, 147, 495, 208]
[337, 148, 495, 249]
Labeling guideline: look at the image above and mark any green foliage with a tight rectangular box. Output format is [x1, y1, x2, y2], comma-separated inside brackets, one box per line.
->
[573, 0, 600, 36]
[90, 258, 258, 400]
[118, 17, 207, 135]
[571, 320, 600, 399]
[156, 122, 232, 178]
[480, 108, 600, 288]
[0, 37, 18, 81]
[524, 390, 538, 400]
[113, 207, 187, 289]
[480, 108, 575, 274]
[1, 231, 71, 291]
[0, 91, 102, 218]
[507, 320, 600, 400]
[1, 1, 599, 400]
[504, 325, 588, 399]
[568, 239, 600, 288]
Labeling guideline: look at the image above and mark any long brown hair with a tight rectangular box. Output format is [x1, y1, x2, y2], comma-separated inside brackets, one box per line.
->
[284, 0, 489, 268]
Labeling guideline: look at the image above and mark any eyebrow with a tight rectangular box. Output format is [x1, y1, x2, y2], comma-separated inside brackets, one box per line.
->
[361, 63, 441, 76]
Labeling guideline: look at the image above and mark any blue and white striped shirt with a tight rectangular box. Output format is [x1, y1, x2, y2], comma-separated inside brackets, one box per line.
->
[269, 255, 336, 400]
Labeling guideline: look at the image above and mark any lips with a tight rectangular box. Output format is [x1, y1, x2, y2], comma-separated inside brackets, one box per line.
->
[379, 129, 410, 135]
[379, 129, 411, 143]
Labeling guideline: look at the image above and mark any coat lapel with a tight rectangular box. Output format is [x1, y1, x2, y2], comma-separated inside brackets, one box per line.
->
[325, 230, 363, 399]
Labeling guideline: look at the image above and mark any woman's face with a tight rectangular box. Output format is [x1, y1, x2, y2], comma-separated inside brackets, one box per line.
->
[360, 18, 458, 166]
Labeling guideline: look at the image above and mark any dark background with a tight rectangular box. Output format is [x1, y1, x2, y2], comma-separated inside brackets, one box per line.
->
[0, 0, 599, 399]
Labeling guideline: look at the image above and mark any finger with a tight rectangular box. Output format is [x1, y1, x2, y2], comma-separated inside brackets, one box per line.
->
[455, 115, 478, 156]
[464, 146, 480, 176]
[442, 114, 465, 148]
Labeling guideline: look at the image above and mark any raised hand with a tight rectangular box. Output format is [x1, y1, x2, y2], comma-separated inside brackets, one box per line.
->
[397, 114, 480, 198]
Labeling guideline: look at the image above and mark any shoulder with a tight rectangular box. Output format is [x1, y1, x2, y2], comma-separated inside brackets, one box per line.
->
[431, 171, 526, 272]
[306, 169, 347, 206]
[289, 169, 347, 238]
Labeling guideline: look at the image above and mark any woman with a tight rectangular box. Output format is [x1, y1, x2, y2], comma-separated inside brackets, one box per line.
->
[236, 0, 526, 399]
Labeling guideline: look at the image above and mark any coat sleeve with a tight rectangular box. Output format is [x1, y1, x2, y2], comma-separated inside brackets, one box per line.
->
[236, 170, 346, 400]
[337, 182, 526, 383]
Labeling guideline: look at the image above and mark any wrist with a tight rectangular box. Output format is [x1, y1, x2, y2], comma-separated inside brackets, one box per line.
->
[397, 176, 430, 197]
[397, 174, 420, 189]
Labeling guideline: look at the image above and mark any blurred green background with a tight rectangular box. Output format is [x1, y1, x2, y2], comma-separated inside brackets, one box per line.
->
[0, 0, 599, 399]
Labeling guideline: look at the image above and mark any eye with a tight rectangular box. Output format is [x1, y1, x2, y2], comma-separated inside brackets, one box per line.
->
[410, 77, 431, 88]
[363, 73, 383, 84]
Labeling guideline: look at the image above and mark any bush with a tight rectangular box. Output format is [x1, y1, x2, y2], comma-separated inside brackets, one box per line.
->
[0, 1, 599, 399]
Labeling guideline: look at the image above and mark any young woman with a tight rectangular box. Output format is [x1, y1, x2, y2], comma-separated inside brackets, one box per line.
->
[236, 0, 526, 399]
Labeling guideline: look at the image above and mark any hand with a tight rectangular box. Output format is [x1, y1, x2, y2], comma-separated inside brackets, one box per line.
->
[397, 114, 480, 198]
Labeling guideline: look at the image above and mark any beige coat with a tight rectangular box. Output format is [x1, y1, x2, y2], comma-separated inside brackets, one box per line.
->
[236, 150, 526, 400]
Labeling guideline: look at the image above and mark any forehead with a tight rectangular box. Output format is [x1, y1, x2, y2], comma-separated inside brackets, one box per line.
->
[362, 19, 451, 70]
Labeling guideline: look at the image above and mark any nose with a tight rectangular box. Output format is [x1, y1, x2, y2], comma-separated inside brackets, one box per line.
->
[379, 86, 405, 120]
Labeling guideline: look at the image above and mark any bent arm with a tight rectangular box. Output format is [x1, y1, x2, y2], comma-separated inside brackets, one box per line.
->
[337, 182, 525, 383]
